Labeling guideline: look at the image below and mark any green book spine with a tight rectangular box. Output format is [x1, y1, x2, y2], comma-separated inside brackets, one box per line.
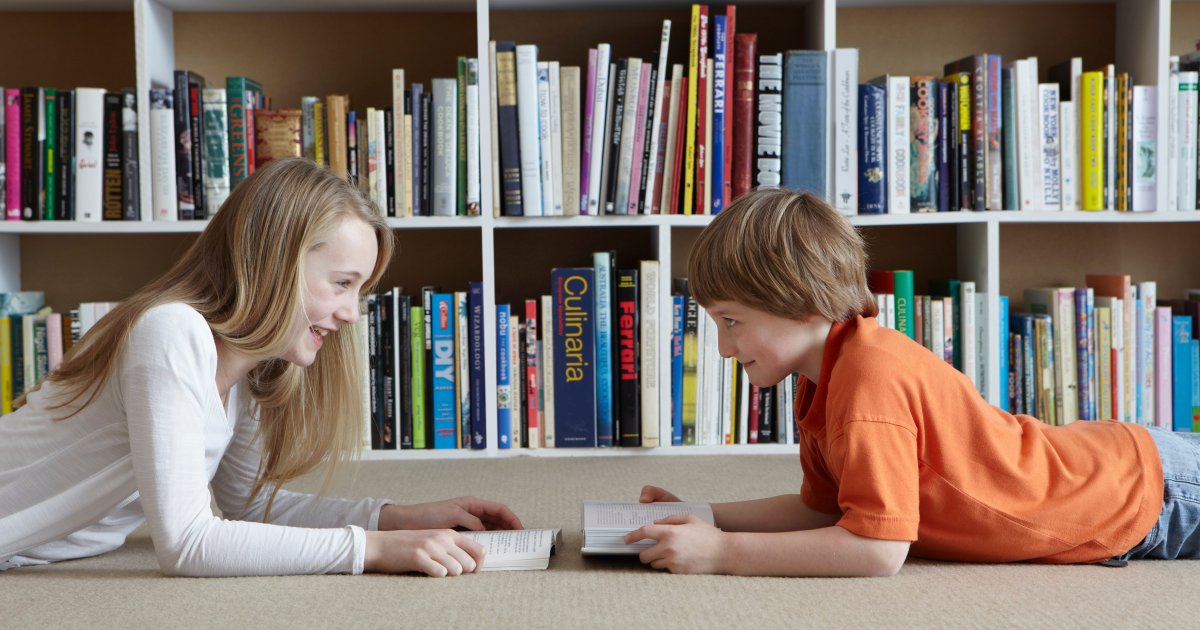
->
[457, 56, 468, 216]
[893, 270, 915, 340]
[43, 88, 56, 220]
[410, 305, 427, 449]
[226, 77, 262, 189]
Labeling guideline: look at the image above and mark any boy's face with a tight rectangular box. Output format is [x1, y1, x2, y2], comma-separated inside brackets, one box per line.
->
[705, 300, 830, 386]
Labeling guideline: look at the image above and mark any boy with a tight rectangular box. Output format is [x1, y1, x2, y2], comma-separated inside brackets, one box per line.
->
[625, 188, 1198, 576]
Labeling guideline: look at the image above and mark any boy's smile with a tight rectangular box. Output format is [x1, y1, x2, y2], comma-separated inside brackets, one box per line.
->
[705, 300, 832, 387]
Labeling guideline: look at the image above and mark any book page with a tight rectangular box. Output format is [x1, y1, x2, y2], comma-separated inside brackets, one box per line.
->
[583, 501, 714, 528]
[461, 528, 559, 558]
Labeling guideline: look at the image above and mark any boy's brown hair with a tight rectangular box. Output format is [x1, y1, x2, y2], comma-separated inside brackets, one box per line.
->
[688, 188, 878, 322]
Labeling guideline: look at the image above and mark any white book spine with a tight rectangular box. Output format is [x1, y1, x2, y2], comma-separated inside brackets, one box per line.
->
[1038, 83, 1061, 209]
[930, 299, 945, 366]
[975, 291, 988, 395]
[1016, 60, 1039, 210]
[1167, 58, 1179, 212]
[887, 76, 910, 213]
[1059, 101, 1078, 211]
[1139, 281, 1157, 427]
[702, 314, 720, 445]
[1131, 85, 1157, 212]
[587, 43, 612, 216]
[614, 58, 642, 214]
[559, 66, 581, 217]
[515, 44, 544, 216]
[1071, 57, 1083, 210]
[374, 108, 388, 212]
[536, 62, 554, 217]
[392, 68, 405, 218]
[693, 304, 708, 445]
[639, 259, 660, 447]
[737, 364, 749, 445]
[366, 108, 379, 209]
[466, 58, 481, 216]
[548, 61, 563, 216]
[1180, 71, 1198, 212]
[831, 48, 858, 216]
[431, 79, 458, 216]
[74, 87, 106, 222]
[644, 20, 672, 212]
[149, 90, 177, 221]
[961, 281, 977, 390]
[720, 357, 733, 444]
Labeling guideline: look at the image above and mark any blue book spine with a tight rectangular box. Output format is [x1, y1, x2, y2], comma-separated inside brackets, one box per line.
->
[1191, 339, 1199, 432]
[711, 15, 727, 214]
[781, 50, 827, 197]
[552, 267, 598, 447]
[1001, 64, 1017, 210]
[496, 304, 512, 448]
[858, 83, 886, 214]
[671, 294, 685, 445]
[1015, 314, 1036, 416]
[1074, 288, 1091, 420]
[494, 41, 524, 216]
[592, 253, 614, 446]
[410, 83, 424, 216]
[1173, 316, 1193, 432]
[1086, 289, 1097, 421]
[998, 296, 1009, 412]
[430, 293, 457, 448]
[468, 282, 486, 449]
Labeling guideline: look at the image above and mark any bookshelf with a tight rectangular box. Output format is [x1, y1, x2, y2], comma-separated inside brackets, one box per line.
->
[0, 0, 1195, 459]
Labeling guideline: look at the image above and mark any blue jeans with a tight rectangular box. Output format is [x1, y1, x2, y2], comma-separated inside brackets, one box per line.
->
[1121, 428, 1200, 560]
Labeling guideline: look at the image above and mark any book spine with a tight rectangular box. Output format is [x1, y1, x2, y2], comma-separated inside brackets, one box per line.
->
[410, 304, 426, 448]
[626, 63, 651, 215]
[831, 49, 858, 215]
[496, 303, 512, 448]
[732, 35, 756, 201]
[1131, 85, 1157, 212]
[938, 81, 952, 212]
[552, 268, 597, 447]
[408, 86, 423, 215]
[593, 253, 614, 446]
[226, 78, 251, 188]
[56, 90, 73, 220]
[560, 66, 581, 216]
[457, 58, 468, 217]
[148, 90, 176, 221]
[379, 293, 397, 449]
[495, 43, 523, 216]
[1081, 71, 1107, 210]
[603, 60, 628, 214]
[683, 6, 702, 215]
[616, 269, 640, 446]
[910, 76, 938, 211]
[756, 53, 783, 189]
[670, 294, 684, 445]
[639, 259, 660, 447]
[693, 9, 709, 215]
[430, 294, 457, 448]
[711, 16, 727, 213]
[587, 44, 612, 215]
[431, 79, 457, 216]
[515, 44, 543, 216]
[102, 93, 123, 221]
[857, 84, 886, 214]
[465, 59, 480, 216]
[658, 66, 683, 213]
[536, 62, 555, 216]
[523, 299, 540, 447]
[886, 76, 910, 213]
[468, 284, 485, 448]
[396, 295, 412, 449]
[540, 294, 556, 447]
[645, 20, 672, 213]
[4, 90, 19, 219]
[780, 51, 827, 197]
[42, 89, 56, 220]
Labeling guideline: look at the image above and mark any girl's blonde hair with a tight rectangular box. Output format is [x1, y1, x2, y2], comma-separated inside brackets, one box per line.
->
[688, 188, 877, 322]
[20, 157, 394, 518]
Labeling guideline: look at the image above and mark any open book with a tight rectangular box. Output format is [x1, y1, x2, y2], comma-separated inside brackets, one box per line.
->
[581, 500, 715, 555]
[460, 528, 562, 571]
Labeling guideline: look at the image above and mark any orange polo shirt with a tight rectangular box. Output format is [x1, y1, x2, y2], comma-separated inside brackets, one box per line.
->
[796, 316, 1163, 564]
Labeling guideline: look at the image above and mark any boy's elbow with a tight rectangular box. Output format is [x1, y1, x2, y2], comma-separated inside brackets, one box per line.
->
[866, 540, 910, 577]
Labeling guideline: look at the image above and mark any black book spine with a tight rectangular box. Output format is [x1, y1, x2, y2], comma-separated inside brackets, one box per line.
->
[58, 90, 74, 220]
[102, 92, 123, 220]
[603, 59, 627, 215]
[616, 269, 640, 447]
[121, 89, 140, 221]
[420, 93, 432, 215]
[188, 82, 205, 219]
[379, 291, 396, 449]
[422, 286, 435, 448]
[20, 88, 38, 220]
[367, 295, 381, 449]
[759, 385, 775, 443]
[172, 72, 195, 220]
[347, 111, 359, 188]
[398, 295, 413, 449]
[384, 105, 395, 217]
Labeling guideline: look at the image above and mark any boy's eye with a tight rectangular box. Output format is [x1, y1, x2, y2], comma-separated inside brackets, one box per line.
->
[722, 317, 737, 328]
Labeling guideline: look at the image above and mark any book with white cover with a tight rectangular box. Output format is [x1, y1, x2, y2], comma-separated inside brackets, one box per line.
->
[516, 44, 544, 216]
[1131, 85, 1157, 213]
[581, 501, 714, 555]
[74, 87, 106, 222]
[830, 48, 858, 216]
[461, 528, 562, 571]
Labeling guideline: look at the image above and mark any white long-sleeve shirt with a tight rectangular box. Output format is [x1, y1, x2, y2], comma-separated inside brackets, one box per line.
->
[0, 303, 390, 576]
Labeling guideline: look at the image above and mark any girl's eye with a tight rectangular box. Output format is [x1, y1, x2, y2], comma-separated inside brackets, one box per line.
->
[338, 280, 353, 289]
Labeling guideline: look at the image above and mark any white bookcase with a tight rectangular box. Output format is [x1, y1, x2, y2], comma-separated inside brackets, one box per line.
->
[1, 0, 1197, 461]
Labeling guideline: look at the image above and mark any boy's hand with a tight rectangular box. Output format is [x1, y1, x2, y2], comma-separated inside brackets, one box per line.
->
[638, 485, 681, 503]
[364, 529, 485, 577]
[379, 497, 523, 532]
[624, 514, 727, 574]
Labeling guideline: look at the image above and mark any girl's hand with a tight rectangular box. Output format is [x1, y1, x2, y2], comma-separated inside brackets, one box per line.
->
[638, 485, 682, 503]
[363, 529, 485, 577]
[379, 497, 523, 532]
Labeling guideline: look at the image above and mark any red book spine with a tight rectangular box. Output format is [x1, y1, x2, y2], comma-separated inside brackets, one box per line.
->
[748, 383, 761, 443]
[669, 76, 688, 214]
[732, 33, 757, 200]
[524, 299, 540, 444]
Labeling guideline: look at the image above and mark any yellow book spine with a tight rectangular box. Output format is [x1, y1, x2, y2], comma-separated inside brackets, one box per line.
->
[1080, 71, 1105, 210]
[1, 317, 11, 414]
[683, 4, 700, 215]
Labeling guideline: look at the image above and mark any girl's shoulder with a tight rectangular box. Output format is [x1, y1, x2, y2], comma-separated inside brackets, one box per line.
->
[125, 303, 216, 364]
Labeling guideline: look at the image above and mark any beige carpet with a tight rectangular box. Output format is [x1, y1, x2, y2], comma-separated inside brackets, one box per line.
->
[3, 454, 1198, 628]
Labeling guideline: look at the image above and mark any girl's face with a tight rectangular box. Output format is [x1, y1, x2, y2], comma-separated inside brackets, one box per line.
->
[281, 217, 378, 367]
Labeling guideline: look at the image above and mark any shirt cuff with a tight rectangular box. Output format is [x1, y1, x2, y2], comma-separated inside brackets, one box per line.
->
[349, 525, 367, 575]
[368, 502, 393, 531]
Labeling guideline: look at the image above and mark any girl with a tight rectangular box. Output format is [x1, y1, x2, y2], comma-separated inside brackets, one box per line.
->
[0, 158, 521, 577]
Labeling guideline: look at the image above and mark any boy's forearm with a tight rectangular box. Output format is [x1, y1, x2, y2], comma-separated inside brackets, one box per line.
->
[711, 494, 841, 532]
[720, 526, 911, 577]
